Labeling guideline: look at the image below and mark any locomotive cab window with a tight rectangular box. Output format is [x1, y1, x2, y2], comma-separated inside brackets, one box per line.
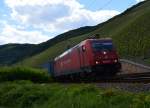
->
[92, 42, 113, 52]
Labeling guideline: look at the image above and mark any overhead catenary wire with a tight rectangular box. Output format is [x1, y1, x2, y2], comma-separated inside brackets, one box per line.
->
[97, 0, 113, 11]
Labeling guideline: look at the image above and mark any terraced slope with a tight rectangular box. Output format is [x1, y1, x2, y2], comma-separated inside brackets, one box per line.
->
[20, 1, 150, 67]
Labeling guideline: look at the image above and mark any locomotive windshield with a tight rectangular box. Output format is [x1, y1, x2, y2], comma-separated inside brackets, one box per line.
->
[92, 42, 113, 52]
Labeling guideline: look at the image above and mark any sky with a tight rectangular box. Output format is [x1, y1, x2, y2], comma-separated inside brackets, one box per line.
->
[0, 0, 145, 45]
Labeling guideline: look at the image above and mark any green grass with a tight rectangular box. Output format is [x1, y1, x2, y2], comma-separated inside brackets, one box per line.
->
[0, 67, 52, 83]
[0, 81, 150, 108]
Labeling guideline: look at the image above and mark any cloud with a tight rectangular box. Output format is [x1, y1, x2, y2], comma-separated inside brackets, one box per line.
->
[5, 0, 120, 32]
[2, 0, 120, 44]
[0, 23, 49, 45]
[55, 10, 119, 31]
[136, 0, 145, 3]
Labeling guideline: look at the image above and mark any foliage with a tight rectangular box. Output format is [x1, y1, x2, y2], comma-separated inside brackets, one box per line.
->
[0, 82, 150, 108]
[0, 66, 52, 83]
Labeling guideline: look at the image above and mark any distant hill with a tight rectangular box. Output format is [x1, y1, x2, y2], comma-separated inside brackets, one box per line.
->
[0, 44, 36, 65]
[0, 26, 97, 66]
[0, 0, 150, 67]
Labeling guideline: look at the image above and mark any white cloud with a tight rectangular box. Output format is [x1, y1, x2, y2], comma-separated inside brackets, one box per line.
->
[54, 9, 119, 31]
[0, 23, 50, 45]
[2, 0, 120, 44]
[5, 0, 120, 32]
[136, 0, 145, 3]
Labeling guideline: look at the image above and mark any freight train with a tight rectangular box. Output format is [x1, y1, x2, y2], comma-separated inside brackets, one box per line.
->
[48, 38, 121, 79]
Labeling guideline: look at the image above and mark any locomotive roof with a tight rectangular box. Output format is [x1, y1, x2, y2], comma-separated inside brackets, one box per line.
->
[86, 38, 112, 41]
[54, 38, 113, 61]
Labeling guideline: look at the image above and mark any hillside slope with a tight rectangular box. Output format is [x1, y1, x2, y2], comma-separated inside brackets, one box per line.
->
[0, 44, 36, 65]
[20, 0, 150, 67]
[0, 26, 97, 66]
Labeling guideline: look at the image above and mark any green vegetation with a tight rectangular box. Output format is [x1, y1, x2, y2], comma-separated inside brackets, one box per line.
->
[0, 81, 149, 108]
[0, 66, 150, 108]
[0, 67, 52, 83]
[0, 43, 37, 65]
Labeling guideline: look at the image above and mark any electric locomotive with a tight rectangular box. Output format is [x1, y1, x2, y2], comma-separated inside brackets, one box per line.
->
[49, 38, 121, 78]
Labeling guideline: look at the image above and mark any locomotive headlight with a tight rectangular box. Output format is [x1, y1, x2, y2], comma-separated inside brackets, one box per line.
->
[96, 61, 99, 64]
[103, 51, 107, 55]
[114, 59, 118, 63]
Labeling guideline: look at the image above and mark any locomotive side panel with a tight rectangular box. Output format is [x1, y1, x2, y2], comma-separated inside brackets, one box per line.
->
[69, 47, 81, 72]
[55, 52, 72, 76]
[78, 41, 91, 68]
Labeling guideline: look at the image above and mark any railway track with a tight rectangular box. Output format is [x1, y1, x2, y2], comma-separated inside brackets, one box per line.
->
[59, 72, 150, 92]
[56, 59, 150, 92]
[109, 73, 150, 83]
[58, 73, 150, 83]
[60, 72, 150, 83]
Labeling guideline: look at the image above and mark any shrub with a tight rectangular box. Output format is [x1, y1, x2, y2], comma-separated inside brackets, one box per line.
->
[0, 66, 52, 83]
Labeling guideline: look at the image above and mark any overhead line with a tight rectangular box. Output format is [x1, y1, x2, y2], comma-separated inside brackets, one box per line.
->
[97, 0, 113, 11]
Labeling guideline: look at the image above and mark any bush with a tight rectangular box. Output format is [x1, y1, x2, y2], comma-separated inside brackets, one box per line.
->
[0, 66, 52, 83]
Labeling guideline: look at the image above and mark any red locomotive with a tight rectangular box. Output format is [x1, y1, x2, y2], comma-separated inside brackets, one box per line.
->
[49, 38, 121, 79]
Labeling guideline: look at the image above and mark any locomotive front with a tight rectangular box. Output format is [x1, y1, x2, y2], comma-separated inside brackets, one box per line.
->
[90, 39, 121, 76]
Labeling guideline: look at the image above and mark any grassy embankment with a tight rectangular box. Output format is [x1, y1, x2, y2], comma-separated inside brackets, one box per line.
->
[0, 81, 150, 108]
[0, 67, 150, 108]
